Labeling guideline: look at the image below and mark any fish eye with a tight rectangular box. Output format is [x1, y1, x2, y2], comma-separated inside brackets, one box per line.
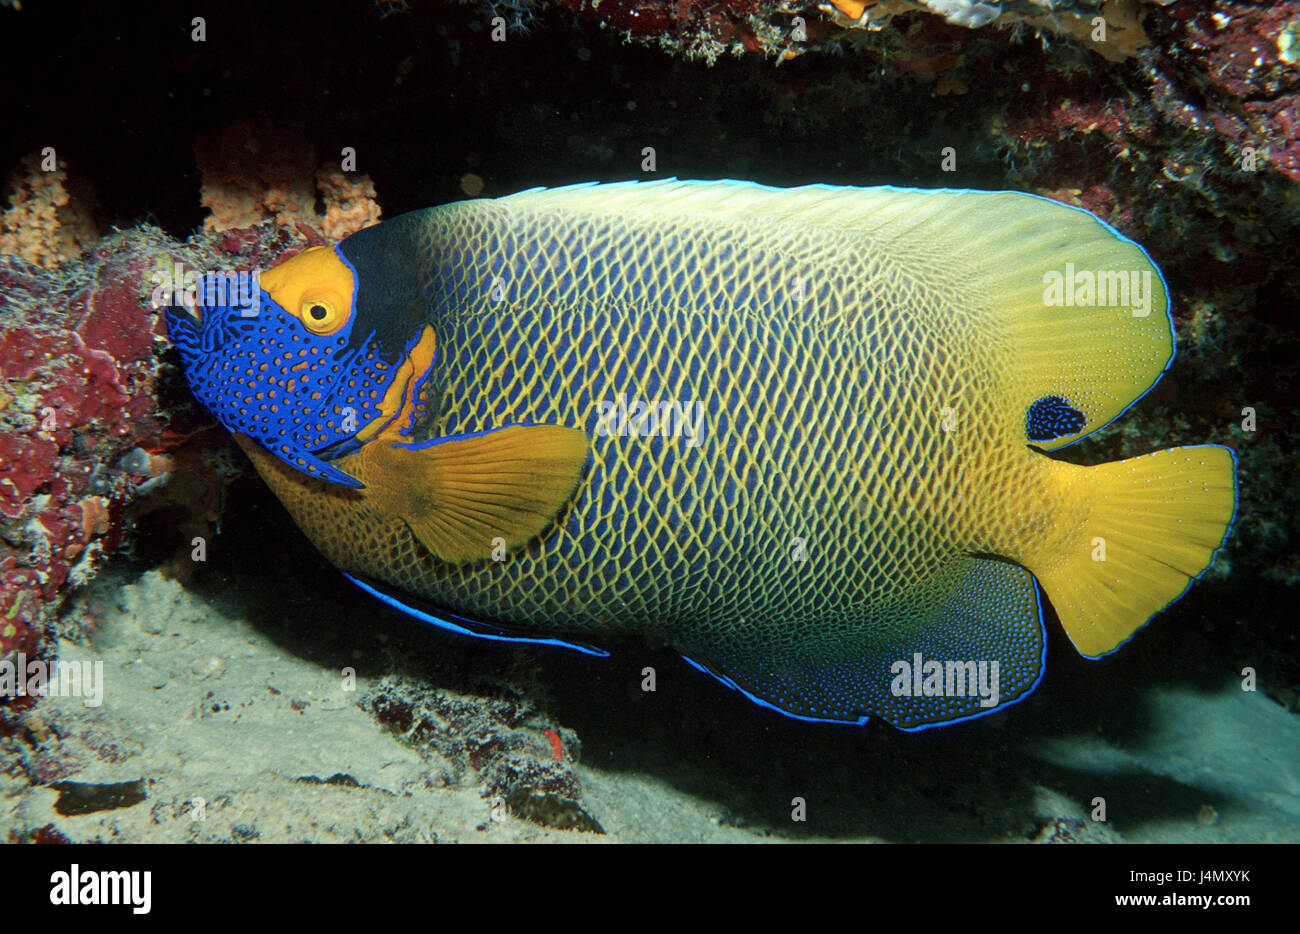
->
[300, 298, 342, 334]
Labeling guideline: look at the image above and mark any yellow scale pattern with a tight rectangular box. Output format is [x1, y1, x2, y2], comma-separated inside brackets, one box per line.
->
[249, 193, 1052, 723]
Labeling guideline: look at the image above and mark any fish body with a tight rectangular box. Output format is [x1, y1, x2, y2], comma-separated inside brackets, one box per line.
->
[166, 180, 1237, 729]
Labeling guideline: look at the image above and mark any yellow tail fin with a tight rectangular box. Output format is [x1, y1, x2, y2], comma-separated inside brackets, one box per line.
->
[1030, 446, 1237, 657]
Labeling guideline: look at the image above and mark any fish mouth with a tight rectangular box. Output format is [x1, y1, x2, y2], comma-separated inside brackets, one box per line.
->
[163, 303, 202, 356]
[163, 301, 226, 361]
[163, 302, 202, 338]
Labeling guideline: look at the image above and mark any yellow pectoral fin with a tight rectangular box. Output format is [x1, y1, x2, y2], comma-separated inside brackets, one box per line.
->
[347, 424, 589, 565]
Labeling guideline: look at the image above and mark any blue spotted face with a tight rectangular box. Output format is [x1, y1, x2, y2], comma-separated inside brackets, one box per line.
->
[165, 242, 432, 488]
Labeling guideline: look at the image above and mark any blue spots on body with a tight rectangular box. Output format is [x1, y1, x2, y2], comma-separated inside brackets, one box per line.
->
[1027, 395, 1086, 442]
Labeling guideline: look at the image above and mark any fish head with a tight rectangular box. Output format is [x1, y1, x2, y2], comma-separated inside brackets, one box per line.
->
[165, 242, 436, 488]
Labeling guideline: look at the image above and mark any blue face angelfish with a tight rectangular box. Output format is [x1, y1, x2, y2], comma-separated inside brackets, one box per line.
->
[165, 180, 1238, 730]
[166, 242, 440, 487]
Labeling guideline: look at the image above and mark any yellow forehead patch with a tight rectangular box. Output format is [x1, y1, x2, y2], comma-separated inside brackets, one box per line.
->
[260, 245, 357, 336]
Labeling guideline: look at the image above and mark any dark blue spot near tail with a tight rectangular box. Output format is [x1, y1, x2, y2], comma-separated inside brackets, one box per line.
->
[1027, 395, 1086, 442]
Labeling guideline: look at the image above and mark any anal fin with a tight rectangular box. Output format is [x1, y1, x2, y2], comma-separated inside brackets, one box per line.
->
[678, 556, 1046, 730]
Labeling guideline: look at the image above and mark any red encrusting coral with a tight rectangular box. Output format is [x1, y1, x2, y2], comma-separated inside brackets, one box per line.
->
[0, 245, 165, 657]
[1157, 2, 1300, 184]
[1003, 2, 1300, 187]
[1, 106, 383, 692]
[0, 225, 313, 671]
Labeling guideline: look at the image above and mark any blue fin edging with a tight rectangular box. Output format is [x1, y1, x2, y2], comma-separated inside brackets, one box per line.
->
[347, 571, 1052, 730]
[342, 572, 609, 658]
[680, 582, 1049, 733]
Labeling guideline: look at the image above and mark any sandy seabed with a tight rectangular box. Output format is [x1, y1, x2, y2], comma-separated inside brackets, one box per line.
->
[3, 562, 1298, 844]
